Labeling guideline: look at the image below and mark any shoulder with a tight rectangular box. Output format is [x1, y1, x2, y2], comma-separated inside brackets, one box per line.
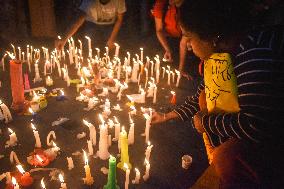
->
[151, 0, 167, 18]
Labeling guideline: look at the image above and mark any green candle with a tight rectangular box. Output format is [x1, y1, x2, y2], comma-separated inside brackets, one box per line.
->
[104, 155, 119, 189]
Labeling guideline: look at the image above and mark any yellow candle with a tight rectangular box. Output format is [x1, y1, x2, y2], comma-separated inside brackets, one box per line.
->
[83, 150, 94, 185]
[117, 127, 132, 171]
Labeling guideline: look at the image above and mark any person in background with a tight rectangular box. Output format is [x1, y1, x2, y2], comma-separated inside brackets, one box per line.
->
[151, 0, 284, 188]
[152, 0, 192, 76]
[55, 0, 126, 50]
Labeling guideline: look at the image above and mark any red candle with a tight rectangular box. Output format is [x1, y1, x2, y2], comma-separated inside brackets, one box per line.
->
[170, 91, 176, 105]
[27, 149, 50, 167]
[15, 165, 34, 187]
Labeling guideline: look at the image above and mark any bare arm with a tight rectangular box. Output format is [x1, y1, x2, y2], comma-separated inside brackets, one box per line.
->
[154, 17, 172, 60]
[178, 36, 189, 71]
[107, 13, 124, 49]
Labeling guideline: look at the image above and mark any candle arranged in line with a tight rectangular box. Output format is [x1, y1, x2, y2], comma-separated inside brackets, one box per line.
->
[31, 123, 42, 148]
[145, 141, 154, 162]
[132, 168, 141, 184]
[83, 150, 94, 185]
[143, 159, 151, 181]
[103, 155, 119, 189]
[97, 115, 110, 160]
[124, 163, 130, 189]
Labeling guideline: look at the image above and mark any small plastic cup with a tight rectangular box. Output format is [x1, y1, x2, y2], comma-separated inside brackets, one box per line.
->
[182, 155, 192, 169]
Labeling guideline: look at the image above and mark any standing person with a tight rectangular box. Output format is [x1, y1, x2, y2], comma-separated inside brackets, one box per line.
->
[151, 0, 284, 188]
[55, 0, 126, 50]
[152, 0, 193, 76]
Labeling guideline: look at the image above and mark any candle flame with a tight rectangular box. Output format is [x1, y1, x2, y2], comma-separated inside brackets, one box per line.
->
[16, 165, 25, 174]
[59, 174, 64, 183]
[114, 43, 119, 47]
[145, 159, 149, 165]
[148, 141, 151, 146]
[82, 119, 90, 127]
[143, 113, 150, 120]
[6, 51, 15, 59]
[113, 116, 119, 124]
[0, 100, 2, 104]
[171, 91, 175, 95]
[109, 154, 114, 159]
[140, 47, 143, 51]
[8, 128, 14, 134]
[31, 123, 36, 130]
[83, 150, 88, 165]
[52, 141, 57, 148]
[12, 177, 17, 185]
[122, 126, 126, 133]
[36, 155, 44, 163]
[135, 168, 139, 172]
[60, 90, 64, 96]
[41, 178, 46, 188]
[124, 163, 129, 170]
[85, 36, 90, 40]
[99, 114, 104, 125]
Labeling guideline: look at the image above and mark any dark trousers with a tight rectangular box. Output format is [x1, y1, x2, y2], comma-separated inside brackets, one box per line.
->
[212, 138, 283, 189]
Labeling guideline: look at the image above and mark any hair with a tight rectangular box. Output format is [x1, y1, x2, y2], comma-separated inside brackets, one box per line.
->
[179, 0, 253, 41]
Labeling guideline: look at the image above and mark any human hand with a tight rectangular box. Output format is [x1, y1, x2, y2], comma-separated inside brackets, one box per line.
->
[106, 39, 115, 50]
[163, 51, 173, 62]
[55, 38, 67, 50]
[151, 112, 167, 125]
[193, 111, 205, 133]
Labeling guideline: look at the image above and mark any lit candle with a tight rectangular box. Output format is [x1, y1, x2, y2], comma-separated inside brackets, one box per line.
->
[143, 159, 151, 181]
[143, 113, 151, 143]
[117, 127, 132, 170]
[114, 43, 120, 57]
[66, 157, 74, 170]
[18, 47, 21, 60]
[83, 150, 94, 185]
[140, 47, 143, 63]
[16, 164, 34, 187]
[6, 128, 18, 147]
[45, 76, 53, 86]
[113, 116, 120, 142]
[166, 70, 171, 85]
[129, 105, 137, 115]
[128, 117, 135, 145]
[12, 177, 20, 189]
[83, 119, 96, 146]
[171, 71, 175, 83]
[124, 163, 130, 189]
[104, 155, 119, 189]
[11, 44, 16, 57]
[0, 99, 12, 123]
[132, 168, 141, 184]
[95, 48, 100, 59]
[59, 174, 67, 189]
[170, 91, 176, 105]
[150, 61, 154, 77]
[85, 36, 92, 58]
[145, 141, 154, 162]
[41, 178, 46, 189]
[175, 70, 181, 87]
[31, 123, 42, 148]
[97, 115, 110, 160]
[87, 140, 94, 156]
[153, 85, 157, 104]
[78, 39, 82, 53]
[1, 53, 7, 71]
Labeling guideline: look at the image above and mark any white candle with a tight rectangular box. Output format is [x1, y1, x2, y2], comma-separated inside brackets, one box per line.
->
[145, 141, 154, 162]
[83, 120, 96, 146]
[140, 47, 143, 63]
[97, 116, 110, 160]
[113, 116, 120, 141]
[46, 76, 53, 86]
[87, 140, 94, 156]
[7, 128, 18, 147]
[41, 178, 46, 189]
[132, 168, 141, 184]
[175, 70, 181, 87]
[46, 131, 56, 146]
[166, 70, 171, 85]
[12, 177, 19, 189]
[31, 123, 42, 148]
[153, 85, 157, 104]
[114, 43, 120, 57]
[1, 53, 7, 71]
[143, 113, 151, 143]
[66, 157, 74, 170]
[95, 48, 100, 59]
[128, 119, 135, 145]
[11, 44, 16, 57]
[85, 36, 92, 58]
[0, 100, 12, 123]
[18, 47, 21, 60]
[124, 163, 130, 189]
[143, 159, 151, 181]
[171, 71, 175, 83]
[150, 61, 154, 77]
[59, 174, 67, 189]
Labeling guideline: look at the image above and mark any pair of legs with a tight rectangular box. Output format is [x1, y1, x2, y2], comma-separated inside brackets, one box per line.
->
[212, 138, 283, 189]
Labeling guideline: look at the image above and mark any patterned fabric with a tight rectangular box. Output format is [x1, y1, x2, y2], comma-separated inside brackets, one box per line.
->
[174, 25, 284, 147]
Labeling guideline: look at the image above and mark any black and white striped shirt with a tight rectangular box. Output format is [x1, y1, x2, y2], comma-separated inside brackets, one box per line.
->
[174, 25, 284, 147]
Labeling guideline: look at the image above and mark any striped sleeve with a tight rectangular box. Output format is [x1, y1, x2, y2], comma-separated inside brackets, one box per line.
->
[200, 26, 284, 144]
[173, 81, 204, 121]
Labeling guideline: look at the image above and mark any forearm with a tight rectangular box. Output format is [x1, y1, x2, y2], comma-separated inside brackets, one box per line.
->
[179, 36, 189, 71]
[108, 15, 123, 42]
[63, 13, 86, 40]
[156, 31, 171, 52]
[164, 111, 179, 121]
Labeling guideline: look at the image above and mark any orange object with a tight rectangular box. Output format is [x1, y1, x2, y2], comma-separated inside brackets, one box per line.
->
[170, 91, 176, 105]
[152, 0, 181, 37]
[27, 149, 50, 167]
[13, 171, 34, 187]
[10, 60, 25, 112]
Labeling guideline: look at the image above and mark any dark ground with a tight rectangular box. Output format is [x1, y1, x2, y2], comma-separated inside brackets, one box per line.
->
[0, 1, 208, 188]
